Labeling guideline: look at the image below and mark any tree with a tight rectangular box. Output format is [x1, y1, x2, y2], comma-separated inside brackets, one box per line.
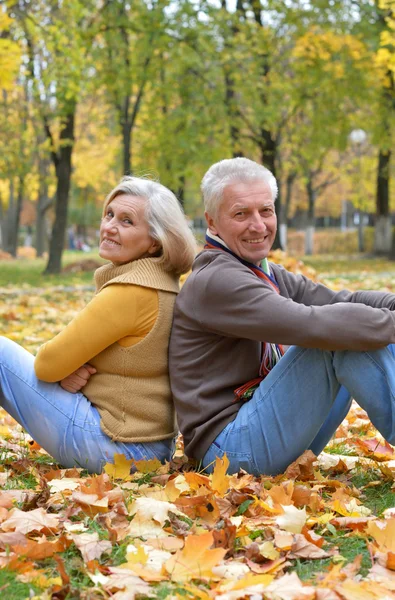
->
[8, 0, 99, 273]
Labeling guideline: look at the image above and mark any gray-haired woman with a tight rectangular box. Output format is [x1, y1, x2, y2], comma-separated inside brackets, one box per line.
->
[0, 177, 196, 473]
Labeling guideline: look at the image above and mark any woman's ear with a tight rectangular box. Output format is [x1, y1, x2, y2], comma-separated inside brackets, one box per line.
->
[148, 239, 161, 255]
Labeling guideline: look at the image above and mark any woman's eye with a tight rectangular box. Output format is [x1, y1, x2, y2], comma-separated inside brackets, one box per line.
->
[124, 218, 132, 225]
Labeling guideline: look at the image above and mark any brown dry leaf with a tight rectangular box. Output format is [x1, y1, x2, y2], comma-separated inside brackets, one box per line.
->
[70, 532, 112, 563]
[288, 533, 331, 559]
[284, 450, 317, 481]
[164, 531, 227, 581]
[1, 507, 60, 535]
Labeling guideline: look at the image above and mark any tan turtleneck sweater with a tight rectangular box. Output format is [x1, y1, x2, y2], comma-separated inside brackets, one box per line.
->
[35, 258, 179, 442]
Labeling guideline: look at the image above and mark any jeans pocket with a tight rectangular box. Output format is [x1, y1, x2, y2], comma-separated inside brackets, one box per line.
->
[202, 441, 259, 476]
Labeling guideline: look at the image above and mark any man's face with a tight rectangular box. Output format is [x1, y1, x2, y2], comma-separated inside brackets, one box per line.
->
[205, 180, 277, 266]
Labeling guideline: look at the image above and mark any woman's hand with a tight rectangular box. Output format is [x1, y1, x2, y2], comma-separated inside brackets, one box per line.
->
[60, 364, 97, 393]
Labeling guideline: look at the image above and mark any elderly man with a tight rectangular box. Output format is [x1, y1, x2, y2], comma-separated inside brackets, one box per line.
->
[169, 157, 395, 475]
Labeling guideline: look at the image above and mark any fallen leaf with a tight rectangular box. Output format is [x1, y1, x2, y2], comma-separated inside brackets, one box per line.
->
[165, 531, 226, 581]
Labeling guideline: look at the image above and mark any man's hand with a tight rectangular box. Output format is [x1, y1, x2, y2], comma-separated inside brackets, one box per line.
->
[60, 364, 97, 393]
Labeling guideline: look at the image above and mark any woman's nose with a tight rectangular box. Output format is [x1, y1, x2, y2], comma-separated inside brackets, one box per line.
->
[103, 217, 117, 232]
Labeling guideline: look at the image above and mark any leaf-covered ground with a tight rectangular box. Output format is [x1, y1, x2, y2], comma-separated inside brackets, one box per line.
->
[1, 255, 395, 599]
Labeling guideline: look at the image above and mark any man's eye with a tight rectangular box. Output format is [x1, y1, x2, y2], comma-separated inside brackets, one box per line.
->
[124, 218, 132, 224]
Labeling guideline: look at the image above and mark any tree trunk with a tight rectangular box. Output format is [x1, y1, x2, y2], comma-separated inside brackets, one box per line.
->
[374, 148, 392, 254]
[7, 176, 24, 257]
[44, 111, 75, 274]
[36, 156, 51, 257]
[305, 178, 316, 256]
[121, 113, 132, 175]
[259, 135, 282, 250]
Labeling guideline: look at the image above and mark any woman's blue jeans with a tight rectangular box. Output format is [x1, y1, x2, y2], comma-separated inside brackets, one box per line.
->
[202, 345, 395, 476]
[0, 337, 173, 473]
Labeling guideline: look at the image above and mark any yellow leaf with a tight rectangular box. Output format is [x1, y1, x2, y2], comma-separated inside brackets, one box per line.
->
[211, 454, 230, 496]
[126, 545, 148, 565]
[132, 458, 162, 473]
[165, 531, 226, 581]
[367, 518, 395, 553]
[104, 453, 133, 479]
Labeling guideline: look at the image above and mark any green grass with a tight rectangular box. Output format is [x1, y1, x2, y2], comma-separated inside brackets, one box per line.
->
[302, 254, 395, 275]
[0, 569, 39, 599]
[0, 250, 104, 288]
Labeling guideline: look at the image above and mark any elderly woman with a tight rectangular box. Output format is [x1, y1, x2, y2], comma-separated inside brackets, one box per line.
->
[0, 177, 196, 473]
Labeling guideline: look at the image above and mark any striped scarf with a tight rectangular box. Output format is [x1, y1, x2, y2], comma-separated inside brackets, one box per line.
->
[205, 231, 284, 401]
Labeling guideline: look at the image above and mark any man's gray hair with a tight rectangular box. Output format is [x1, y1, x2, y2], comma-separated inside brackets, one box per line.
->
[201, 157, 278, 217]
[104, 176, 196, 275]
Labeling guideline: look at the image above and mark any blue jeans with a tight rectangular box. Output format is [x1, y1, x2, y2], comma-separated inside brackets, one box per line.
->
[202, 345, 395, 476]
[0, 337, 173, 473]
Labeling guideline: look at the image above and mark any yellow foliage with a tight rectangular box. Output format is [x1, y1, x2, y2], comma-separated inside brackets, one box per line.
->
[0, 15, 22, 90]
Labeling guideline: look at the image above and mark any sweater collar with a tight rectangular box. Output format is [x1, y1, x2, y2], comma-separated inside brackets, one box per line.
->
[94, 257, 179, 294]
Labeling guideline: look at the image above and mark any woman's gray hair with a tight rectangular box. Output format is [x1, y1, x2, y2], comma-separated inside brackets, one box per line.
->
[103, 176, 196, 275]
[201, 157, 278, 217]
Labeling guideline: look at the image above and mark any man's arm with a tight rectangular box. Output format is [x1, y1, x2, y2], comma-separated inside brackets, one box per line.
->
[272, 263, 395, 310]
[189, 260, 395, 351]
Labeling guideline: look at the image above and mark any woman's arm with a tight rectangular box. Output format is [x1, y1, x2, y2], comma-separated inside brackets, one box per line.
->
[34, 284, 158, 382]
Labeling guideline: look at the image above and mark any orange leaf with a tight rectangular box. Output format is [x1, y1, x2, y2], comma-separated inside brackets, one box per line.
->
[165, 531, 226, 581]
[211, 455, 230, 496]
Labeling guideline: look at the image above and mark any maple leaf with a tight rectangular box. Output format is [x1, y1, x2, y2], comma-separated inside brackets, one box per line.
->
[288, 534, 331, 559]
[1, 507, 59, 535]
[104, 453, 133, 479]
[70, 532, 112, 563]
[353, 438, 395, 461]
[211, 454, 230, 496]
[132, 458, 162, 473]
[276, 505, 307, 534]
[367, 518, 395, 553]
[71, 490, 109, 515]
[165, 531, 227, 581]
[284, 450, 317, 481]
[13, 535, 70, 560]
[264, 572, 316, 599]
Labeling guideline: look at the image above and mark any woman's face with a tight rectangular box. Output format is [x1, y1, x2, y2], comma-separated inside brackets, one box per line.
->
[99, 194, 160, 266]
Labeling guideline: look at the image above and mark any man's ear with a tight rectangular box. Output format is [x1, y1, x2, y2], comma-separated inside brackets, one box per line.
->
[205, 211, 219, 236]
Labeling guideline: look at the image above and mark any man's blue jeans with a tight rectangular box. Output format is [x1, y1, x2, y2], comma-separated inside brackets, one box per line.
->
[202, 345, 395, 476]
[0, 337, 173, 473]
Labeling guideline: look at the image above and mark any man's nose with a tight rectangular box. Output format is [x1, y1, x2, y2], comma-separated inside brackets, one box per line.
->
[249, 212, 267, 231]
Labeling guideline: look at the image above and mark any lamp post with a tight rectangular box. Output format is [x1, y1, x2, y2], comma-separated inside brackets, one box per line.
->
[349, 129, 367, 253]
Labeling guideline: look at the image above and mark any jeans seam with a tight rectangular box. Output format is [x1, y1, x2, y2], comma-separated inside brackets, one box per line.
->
[0, 363, 93, 426]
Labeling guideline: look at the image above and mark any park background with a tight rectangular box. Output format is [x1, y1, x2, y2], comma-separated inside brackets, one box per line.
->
[1, 0, 395, 273]
[2, 2, 395, 599]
